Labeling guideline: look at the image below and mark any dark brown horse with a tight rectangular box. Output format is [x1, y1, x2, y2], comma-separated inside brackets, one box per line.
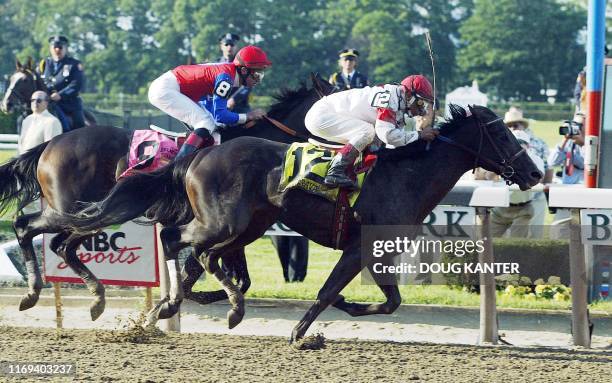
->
[0, 74, 334, 320]
[59, 105, 542, 338]
[1, 58, 96, 130]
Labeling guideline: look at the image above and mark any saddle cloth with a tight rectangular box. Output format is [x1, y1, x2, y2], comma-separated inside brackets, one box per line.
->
[278, 142, 376, 206]
[118, 130, 181, 179]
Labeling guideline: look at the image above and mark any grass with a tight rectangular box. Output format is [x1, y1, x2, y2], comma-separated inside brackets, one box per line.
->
[529, 120, 562, 149]
[0, 150, 16, 165]
[194, 238, 612, 313]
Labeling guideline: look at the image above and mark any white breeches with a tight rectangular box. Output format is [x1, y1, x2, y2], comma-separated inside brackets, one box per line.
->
[148, 71, 216, 133]
[305, 100, 375, 152]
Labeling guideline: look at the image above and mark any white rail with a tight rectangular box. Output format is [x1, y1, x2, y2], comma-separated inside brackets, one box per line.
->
[0, 133, 18, 150]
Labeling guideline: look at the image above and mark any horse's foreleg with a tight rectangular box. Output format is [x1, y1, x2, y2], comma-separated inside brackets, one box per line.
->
[13, 210, 57, 311]
[291, 241, 363, 343]
[56, 232, 106, 321]
[332, 259, 401, 317]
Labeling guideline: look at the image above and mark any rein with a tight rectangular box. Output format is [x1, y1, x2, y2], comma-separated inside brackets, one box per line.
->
[436, 115, 526, 184]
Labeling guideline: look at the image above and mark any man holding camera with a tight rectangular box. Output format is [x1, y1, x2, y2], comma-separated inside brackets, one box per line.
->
[548, 113, 585, 239]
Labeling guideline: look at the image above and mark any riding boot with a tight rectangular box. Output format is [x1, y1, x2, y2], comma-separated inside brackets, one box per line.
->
[176, 128, 215, 160]
[324, 143, 360, 189]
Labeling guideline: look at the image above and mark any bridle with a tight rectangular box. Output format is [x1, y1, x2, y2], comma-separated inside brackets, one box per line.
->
[436, 113, 526, 185]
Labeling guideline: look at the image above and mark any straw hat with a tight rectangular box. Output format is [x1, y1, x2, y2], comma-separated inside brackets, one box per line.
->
[503, 107, 529, 128]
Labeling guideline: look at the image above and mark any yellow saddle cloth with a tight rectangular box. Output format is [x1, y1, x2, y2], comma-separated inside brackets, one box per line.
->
[278, 143, 370, 206]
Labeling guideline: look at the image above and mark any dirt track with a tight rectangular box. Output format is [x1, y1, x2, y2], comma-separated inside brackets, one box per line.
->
[1, 326, 610, 382]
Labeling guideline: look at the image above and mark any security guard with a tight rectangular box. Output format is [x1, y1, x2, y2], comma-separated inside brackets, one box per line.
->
[329, 48, 369, 91]
[216, 33, 251, 114]
[38, 35, 85, 132]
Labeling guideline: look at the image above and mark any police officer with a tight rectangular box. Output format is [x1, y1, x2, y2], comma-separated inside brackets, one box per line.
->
[329, 48, 369, 91]
[216, 33, 251, 113]
[38, 35, 85, 132]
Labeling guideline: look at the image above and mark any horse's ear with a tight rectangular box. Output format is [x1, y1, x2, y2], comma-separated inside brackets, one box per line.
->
[26, 56, 33, 70]
[310, 72, 318, 87]
[15, 58, 22, 70]
[466, 105, 474, 117]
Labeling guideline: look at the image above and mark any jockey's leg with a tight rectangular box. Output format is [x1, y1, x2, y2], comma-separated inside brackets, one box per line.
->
[176, 128, 215, 159]
[70, 108, 86, 130]
[304, 101, 375, 189]
[148, 70, 216, 159]
[50, 103, 70, 132]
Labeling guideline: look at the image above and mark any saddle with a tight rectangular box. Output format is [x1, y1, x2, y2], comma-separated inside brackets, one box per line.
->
[278, 142, 377, 249]
[118, 125, 188, 179]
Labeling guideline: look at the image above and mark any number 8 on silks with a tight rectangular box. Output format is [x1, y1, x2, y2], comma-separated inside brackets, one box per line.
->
[147, 45, 272, 159]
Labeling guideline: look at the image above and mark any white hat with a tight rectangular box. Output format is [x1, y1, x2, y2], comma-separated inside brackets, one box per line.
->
[504, 107, 529, 128]
[512, 129, 531, 146]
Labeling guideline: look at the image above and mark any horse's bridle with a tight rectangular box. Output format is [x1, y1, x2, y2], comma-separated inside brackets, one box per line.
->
[436, 113, 526, 185]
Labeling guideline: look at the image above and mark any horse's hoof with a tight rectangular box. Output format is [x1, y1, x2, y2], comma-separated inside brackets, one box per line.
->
[19, 293, 40, 311]
[90, 297, 106, 321]
[158, 301, 181, 320]
[227, 308, 244, 329]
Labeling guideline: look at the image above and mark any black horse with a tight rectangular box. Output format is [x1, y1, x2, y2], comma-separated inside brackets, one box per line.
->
[0, 73, 333, 320]
[59, 105, 542, 338]
[1, 58, 96, 131]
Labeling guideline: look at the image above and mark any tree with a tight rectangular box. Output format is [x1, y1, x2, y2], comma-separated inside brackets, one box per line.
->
[457, 0, 585, 100]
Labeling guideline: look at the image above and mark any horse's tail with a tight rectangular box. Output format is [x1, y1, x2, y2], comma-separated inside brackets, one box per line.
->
[63, 154, 195, 231]
[0, 141, 48, 215]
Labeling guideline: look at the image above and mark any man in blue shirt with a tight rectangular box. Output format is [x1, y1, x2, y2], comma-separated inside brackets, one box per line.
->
[38, 35, 85, 132]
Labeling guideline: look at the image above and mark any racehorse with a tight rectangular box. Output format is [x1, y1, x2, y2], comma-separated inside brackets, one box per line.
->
[58, 105, 542, 338]
[0, 73, 334, 320]
[1, 58, 96, 131]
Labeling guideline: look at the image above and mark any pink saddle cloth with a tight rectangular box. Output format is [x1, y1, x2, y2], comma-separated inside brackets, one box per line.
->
[119, 130, 179, 179]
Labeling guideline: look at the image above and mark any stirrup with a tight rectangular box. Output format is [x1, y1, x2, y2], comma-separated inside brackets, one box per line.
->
[324, 174, 358, 190]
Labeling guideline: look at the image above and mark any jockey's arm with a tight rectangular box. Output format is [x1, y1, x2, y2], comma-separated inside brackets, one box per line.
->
[374, 109, 419, 147]
[212, 73, 247, 125]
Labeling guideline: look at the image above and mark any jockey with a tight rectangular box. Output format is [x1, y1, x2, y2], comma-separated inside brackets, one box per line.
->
[148, 45, 272, 159]
[305, 74, 439, 188]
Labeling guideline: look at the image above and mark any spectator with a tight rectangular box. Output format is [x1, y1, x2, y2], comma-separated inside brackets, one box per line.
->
[18, 90, 62, 214]
[549, 113, 585, 238]
[503, 107, 551, 238]
[216, 33, 251, 114]
[329, 49, 368, 91]
[18, 90, 62, 154]
[38, 35, 86, 132]
[490, 130, 545, 238]
[574, 69, 586, 113]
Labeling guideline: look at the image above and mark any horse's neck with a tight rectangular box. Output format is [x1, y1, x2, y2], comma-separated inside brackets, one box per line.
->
[374, 143, 473, 224]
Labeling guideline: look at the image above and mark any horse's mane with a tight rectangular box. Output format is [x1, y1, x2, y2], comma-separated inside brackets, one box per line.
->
[267, 83, 311, 119]
[377, 104, 493, 161]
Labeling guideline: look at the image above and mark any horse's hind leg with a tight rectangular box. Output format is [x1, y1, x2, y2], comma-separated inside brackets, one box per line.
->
[332, 258, 401, 317]
[13, 209, 63, 311]
[183, 248, 251, 305]
[56, 232, 106, 320]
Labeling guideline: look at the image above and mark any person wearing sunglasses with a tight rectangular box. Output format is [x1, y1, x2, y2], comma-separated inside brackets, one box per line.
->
[217, 33, 240, 63]
[18, 90, 62, 155]
[148, 45, 271, 159]
[305, 74, 439, 189]
[329, 49, 369, 91]
[37, 35, 85, 132]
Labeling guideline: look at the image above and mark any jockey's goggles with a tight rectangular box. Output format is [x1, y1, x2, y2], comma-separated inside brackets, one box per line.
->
[407, 96, 431, 112]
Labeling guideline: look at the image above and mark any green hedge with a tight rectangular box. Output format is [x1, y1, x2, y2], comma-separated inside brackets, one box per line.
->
[0, 113, 17, 134]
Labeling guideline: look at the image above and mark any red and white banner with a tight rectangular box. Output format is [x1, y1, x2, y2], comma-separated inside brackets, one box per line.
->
[43, 221, 159, 287]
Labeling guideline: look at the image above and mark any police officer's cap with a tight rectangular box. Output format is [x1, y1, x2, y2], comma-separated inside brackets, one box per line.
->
[48, 35, 69, 46]
[219, 33, 240, 45]
[339, 48, 359, 58]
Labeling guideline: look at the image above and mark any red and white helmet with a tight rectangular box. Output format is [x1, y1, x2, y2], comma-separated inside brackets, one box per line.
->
[233, 45, 272, 69]
[401, 75, 434, 103]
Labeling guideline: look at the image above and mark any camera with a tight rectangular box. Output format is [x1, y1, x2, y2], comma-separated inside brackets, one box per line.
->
[559, 120, 582, 136]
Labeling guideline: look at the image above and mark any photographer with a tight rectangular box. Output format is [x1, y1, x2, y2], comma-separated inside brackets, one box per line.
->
[548, 113, 585, 239]
[548, 113, 585, 185]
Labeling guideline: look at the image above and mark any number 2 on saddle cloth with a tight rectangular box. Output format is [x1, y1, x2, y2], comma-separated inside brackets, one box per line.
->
[118, 130, 185, 179]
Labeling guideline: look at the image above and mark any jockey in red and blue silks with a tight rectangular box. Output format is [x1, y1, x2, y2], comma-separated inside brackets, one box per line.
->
[147, 45, 272, 159]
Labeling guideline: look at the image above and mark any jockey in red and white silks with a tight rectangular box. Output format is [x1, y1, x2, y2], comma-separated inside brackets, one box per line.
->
[148, 45, 272, 159]
[305, 74, 439, 188]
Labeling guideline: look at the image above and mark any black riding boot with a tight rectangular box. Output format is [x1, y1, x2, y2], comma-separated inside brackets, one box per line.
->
[324, 143, 359, 189]
[176, 128, 215, 160]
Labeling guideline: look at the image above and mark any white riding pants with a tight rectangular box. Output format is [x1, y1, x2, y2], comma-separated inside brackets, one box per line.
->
[305, 99, 375, 152]
[148, 71, 216, 133]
